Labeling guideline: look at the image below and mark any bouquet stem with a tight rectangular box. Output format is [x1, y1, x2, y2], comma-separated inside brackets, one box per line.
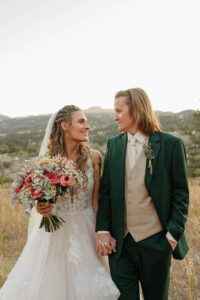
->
[39, 215, 65, 232]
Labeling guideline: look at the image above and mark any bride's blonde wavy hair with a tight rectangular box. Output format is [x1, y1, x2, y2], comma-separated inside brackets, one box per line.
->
[47, 105, 90, 175]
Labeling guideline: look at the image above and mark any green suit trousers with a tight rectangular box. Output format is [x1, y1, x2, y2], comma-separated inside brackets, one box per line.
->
[109, 231, 172, 300]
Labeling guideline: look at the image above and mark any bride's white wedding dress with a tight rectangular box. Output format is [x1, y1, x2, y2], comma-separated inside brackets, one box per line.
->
[0, 157, 119, 300]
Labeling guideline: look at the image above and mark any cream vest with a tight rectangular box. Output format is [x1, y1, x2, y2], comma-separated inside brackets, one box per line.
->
[124, 147, 162, 242]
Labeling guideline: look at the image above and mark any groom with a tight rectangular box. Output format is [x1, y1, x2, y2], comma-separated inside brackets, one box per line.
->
[96, 88, 189, 300]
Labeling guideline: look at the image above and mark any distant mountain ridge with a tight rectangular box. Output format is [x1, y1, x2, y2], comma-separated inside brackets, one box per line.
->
[84, 106, 113, 113]
[155, 109, 195, 117]
[0, 107, 195, 156]
[1, 107, 195, 118]
[0, 107, 195, 135]
[0, 114, 9, 121]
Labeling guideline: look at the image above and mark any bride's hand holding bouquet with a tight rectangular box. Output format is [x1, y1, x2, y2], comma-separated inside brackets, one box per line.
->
[12, 155, 81, 232]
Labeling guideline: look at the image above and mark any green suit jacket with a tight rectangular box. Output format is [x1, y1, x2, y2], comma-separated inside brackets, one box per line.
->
[96, 131, 189, 260]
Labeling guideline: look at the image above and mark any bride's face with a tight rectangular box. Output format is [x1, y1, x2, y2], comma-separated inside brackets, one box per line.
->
[62, 111, 90, 143]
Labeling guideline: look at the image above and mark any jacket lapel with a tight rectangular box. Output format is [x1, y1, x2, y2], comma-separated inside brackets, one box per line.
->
[145, 132, 161, 190]
[117, 133, 127, 195]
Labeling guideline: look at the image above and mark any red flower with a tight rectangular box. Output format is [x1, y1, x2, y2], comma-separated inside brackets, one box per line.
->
[30, 188, 43, 199]
[45, 172, 60, 185]
[14, 182, 23, 194]
[60, 174, 71, 186]
[24, 174, 33, 186]
[23, 165, 31, 175]
[26, 165, 31, 173]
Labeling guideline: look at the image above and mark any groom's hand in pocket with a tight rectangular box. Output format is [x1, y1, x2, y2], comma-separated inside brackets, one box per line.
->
[167, 239, 177, 251]
[36, 201, 53, 216]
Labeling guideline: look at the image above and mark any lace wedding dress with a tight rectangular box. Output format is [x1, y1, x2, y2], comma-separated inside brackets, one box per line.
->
[0, 157, 119, 300]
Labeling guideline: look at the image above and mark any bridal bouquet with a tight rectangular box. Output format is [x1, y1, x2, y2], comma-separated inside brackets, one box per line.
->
[12, 155, 81, 232]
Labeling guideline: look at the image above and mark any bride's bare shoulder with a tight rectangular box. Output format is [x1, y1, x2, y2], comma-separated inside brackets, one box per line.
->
[90, 149, 102, 161]
[90, 149, 102, 178]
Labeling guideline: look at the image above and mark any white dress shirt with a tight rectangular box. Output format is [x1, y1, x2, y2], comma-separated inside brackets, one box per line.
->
[127, 131, 148, 165]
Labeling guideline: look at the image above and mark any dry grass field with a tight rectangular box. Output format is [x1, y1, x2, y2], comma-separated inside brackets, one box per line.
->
[0, 180, 199, 299]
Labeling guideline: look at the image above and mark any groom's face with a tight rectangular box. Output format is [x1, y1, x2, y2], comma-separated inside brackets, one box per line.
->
[114, 96, 138, 134]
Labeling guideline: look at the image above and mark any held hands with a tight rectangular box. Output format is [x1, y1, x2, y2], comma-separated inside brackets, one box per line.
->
[36, 202, 53, 217]
[96, 235, 176, 255]
[96, 233, 117, 256]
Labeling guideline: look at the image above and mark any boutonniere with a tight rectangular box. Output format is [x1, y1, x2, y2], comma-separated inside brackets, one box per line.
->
[143, 143, 155, 174]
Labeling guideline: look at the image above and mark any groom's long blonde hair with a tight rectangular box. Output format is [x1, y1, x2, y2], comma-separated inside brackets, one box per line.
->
[115, 88, 162, 135]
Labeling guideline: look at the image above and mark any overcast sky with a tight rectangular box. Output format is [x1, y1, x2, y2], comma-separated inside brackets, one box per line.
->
[0, 0, 200, 117]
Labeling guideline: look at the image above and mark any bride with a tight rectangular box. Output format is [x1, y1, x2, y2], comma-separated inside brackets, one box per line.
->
[0, 105, 119, 300]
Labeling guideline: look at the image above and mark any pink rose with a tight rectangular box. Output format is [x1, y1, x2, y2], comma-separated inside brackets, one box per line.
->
[50, 178, 60, 185]
[24, 174, 33, 186]
[60, 174, 71, 186]
[30, 188, 43, 199]
[45, 172, 60, 185]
